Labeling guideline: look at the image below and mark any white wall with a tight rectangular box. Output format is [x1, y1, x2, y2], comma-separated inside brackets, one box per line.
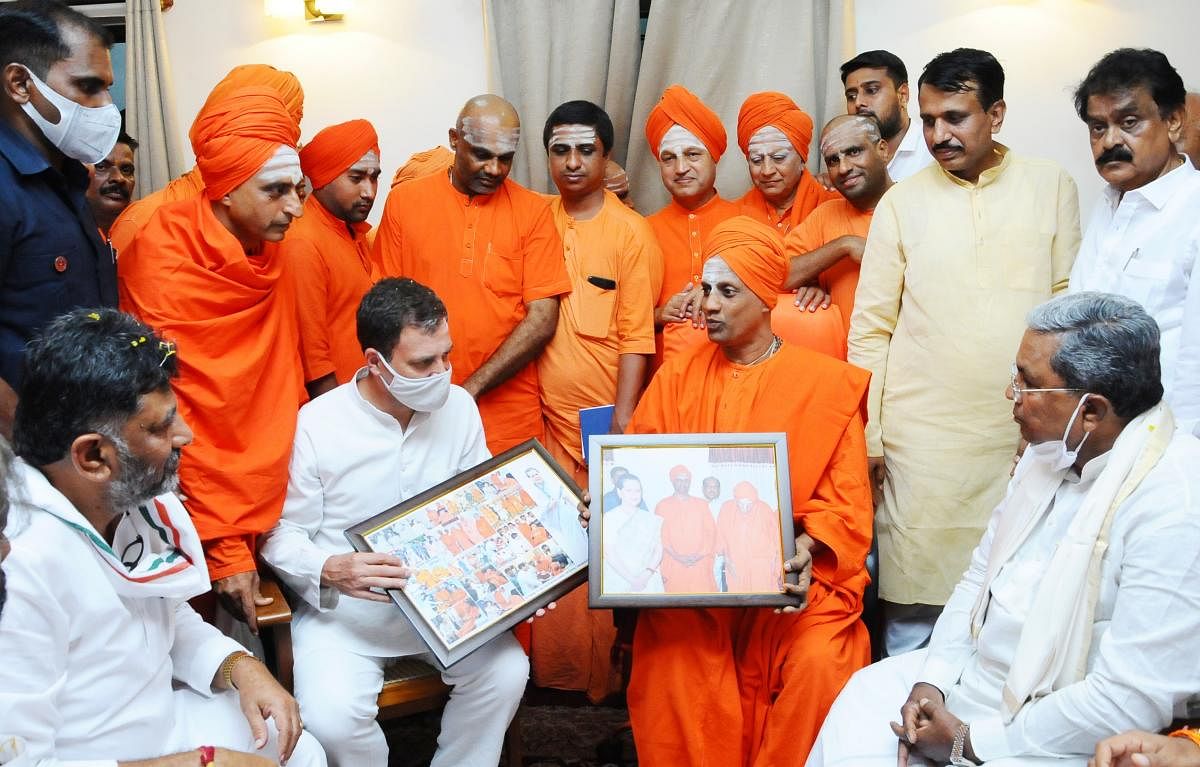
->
[854, 0, 1200, 215]
[162, 0, 489, 225]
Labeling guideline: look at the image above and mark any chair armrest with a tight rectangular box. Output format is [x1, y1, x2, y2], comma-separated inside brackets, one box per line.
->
[256, 571, 293, 628]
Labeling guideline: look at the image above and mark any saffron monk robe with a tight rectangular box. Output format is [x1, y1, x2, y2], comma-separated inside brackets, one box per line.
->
[109, 63, 304, 254]
[118, 86, 306, 632]
[644, 84, 740, 366]
[582, 215, 874, 766]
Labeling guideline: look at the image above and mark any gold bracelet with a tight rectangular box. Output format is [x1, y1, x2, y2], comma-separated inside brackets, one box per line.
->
[220, 650, 255, 689]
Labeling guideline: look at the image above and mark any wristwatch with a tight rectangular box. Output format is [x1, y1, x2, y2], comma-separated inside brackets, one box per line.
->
[950, 723, 978, 766]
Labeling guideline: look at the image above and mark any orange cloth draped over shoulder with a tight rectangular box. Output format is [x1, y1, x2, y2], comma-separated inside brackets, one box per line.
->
[623, 220, 874, 767]
[784, 198, 874, 337]
[390, 146, 454, 188]
[655, 492, 717, 593]
[109, 64, 304, 254]
[284, 119, 380, 385]
[371, 170, 571, 454]
[118, 87, 305, 581]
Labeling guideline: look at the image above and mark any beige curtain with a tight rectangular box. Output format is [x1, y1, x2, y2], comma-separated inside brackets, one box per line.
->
[483, 0, 642, 193]
[627, 0, 853, 214]
[124, 0, 186, 198]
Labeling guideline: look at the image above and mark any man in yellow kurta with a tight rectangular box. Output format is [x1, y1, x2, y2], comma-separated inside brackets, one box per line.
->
[848, 48, 1080, 655]
[532, 100, 657, 703]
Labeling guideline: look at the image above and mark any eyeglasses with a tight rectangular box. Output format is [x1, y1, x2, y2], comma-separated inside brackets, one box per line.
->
[1009, 364, 1082, 403]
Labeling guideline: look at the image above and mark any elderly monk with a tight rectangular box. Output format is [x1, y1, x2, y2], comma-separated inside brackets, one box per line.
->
[607, 215, 874, 765]
[717, 480, 784, 592]
[109, 64, 303, 254]
[645, 85, 741, 364]
[655, 464, 717, 593]
[529, 100, 656, 702]
[373, 94, 570, 454]
[118, 86, 306, 632]
[284, 118, 381, 399]
[783, 115, 893, 339]
[737, 91, 840, 234]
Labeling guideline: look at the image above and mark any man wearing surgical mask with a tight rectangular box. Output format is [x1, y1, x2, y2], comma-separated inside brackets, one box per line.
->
[0, 0, 122, 438]
[260, 277, 529, 767]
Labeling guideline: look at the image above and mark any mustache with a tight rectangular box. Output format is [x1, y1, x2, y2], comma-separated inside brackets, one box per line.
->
[98, 181, 131, 199]
[1096, 146, 1133, 165]
[932, 141, 963, 153]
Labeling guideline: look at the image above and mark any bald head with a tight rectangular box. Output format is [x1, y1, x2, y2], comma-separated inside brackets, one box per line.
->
[449, 94, 521, 196]
[1178, 92, 1200, 169]
[819, 114, 891, 208]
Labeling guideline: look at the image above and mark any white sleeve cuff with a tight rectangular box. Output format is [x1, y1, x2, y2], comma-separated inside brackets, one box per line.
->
[966, 714, 1014, 762]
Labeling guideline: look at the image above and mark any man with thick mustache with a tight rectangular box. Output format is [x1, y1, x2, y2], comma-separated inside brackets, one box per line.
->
[86, 130, 137, 242]
[848, 48, 1080, 656]
[1068, 48, 1200, 437]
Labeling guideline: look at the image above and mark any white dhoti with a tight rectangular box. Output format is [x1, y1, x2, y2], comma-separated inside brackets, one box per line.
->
[806, 650, 1087, 767]
[294, 632, 529, 767]
[170, 687, 327, 766]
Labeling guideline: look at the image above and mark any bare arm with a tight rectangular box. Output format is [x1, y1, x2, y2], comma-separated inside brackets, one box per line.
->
[784, 235, 865, 291]
[461, 297, 559, 399]
[612, 353, 648, 433]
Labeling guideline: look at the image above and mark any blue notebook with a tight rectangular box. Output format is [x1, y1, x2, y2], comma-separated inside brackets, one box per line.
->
[579, 404, 615, 465]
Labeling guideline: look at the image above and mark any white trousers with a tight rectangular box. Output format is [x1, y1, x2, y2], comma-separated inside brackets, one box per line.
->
[293, 633, 529, 767]
[806, 650, 1087, 767]
[170, 686, 327, 766]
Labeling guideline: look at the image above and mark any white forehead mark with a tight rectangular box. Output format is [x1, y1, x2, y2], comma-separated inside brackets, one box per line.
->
[255, 144, 303, 185]
[347, 149, 381, 174]
[747, 125, 795, 158]
[549, 125, 598, 149]
[820, 116, 879, 156]
[460, 116, 520, 154]
[659, 124, 706, 158]
[702, 255, 737, 284]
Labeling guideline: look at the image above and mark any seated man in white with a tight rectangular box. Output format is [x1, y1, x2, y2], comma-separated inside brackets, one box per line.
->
[0, 308, 325, 767]
[260, 277, 529, 767]
[808, 291, 1200, 767]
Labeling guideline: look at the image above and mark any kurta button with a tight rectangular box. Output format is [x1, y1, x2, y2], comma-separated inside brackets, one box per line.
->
[54, 256, 68, 273]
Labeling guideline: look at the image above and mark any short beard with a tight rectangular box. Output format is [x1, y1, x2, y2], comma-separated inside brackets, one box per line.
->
[103, 433, 181, 512]
[877, 106, 904, 141]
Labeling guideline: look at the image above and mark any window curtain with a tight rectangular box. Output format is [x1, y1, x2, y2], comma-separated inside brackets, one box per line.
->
[124, 0, 186, 198]
[483, 0, 643, 193]
[626, 0, 853, 213]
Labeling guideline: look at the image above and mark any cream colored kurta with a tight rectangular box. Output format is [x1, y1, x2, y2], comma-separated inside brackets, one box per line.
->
[848, 146, 1080, 605]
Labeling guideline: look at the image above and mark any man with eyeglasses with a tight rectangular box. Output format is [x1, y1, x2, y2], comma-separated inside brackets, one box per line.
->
[810, 291, 1200, 767]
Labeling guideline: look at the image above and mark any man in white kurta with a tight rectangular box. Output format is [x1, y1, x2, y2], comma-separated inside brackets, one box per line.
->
[812, 292, 1200, 767]
[1067, 48, 1200, 436]
[849, 48, 1080, 655]
[260, 278, 529, 767]
[0, 308, 324, 767]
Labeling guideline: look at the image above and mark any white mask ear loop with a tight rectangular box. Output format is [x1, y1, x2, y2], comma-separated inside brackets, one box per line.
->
[1057, 393, 1091, 470]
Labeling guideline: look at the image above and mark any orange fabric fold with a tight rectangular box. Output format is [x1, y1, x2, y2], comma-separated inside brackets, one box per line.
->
[192, 64, 304, 137]
[645, 85, 727, 161]
[390, 146, 454, 188]
[118, 196, 305, 579]
[300, 119, 380, 190]
[191, 87, 300, 200]
[703, 216, 788, 309]
[738, 171, 841, 236]
[736, 91, 815, 162]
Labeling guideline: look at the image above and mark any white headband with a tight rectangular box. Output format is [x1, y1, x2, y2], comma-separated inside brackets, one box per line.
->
[659, 123, 706, 158]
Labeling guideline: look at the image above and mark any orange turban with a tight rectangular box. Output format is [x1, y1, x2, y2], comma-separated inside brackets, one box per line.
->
[736, 92, 815, 163]
[733, 481, 760, 502]
[191, 86, 301, 200]
[194, 64, 304, 130]
[391, 146, 453, 188]
[300, 119, 380, 190]
[703, 216, 787, 309]
[645, 84, 727, 161]
[669, 465, 691, 480]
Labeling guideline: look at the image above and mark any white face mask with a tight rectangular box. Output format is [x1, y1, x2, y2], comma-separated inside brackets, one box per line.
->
[21, 66, 121, 165]
[1026, 393, 1091, 472]
[377, 354, 452, 412]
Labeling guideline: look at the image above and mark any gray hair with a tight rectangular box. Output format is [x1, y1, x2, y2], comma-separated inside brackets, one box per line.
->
[1026, 291, 1162, 418]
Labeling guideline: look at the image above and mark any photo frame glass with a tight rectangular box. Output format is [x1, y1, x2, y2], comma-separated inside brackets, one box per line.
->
[588, 433, 794, 608]
[349, 440, 588, 663]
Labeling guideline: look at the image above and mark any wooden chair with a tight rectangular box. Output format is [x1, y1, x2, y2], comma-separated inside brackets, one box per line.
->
[255, 572, 523, 766]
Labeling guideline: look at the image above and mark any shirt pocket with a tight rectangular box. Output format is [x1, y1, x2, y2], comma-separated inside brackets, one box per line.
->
[5, 251, 72, 311]
[575, 277, 618, 339]
[1119, 252, 1172, 310]
[482, 247, 523, 299]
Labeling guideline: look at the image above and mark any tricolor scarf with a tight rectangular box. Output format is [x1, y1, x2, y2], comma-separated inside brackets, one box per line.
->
[12, 459, 211, 600]
[967, 402, 1174, 721]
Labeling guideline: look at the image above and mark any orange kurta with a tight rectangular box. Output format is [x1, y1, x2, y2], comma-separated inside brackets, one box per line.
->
[716, 498, 782, 592]
[626, 341, 872, 767]
[655, 494, 717, 593]
[736, 172, 840, 236]
[647, 195, 740, 363]
[118, 196, 305, 580]
[280, 194, 374, 384]
[372, 171, 571, 454]
[784, 197, 874, 337]
[532, 191, 656, 701]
